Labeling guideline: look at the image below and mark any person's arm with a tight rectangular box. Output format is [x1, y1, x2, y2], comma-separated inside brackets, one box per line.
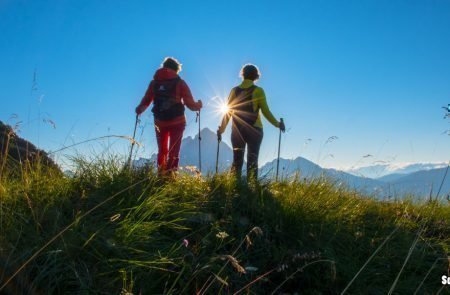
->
[218, 113, 231, 134]
[179, 80, 202, 111]
[255, 87, 280, 128]
[218, 88, 235, 134]
[136, 81, 154, 115]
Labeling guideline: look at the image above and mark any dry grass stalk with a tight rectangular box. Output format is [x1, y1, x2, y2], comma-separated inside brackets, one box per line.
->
[220, 255, 246, 274]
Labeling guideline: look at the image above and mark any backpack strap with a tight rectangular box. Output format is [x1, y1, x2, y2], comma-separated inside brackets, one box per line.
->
[233, 85, 257, 101]
[230, 85, 259, 127]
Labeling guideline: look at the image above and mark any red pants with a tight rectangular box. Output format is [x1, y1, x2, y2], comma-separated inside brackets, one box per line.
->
[155, 123, 185, 171]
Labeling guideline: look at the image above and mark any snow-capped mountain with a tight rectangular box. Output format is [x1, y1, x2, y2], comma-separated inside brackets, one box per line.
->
[344, 162, 448, 179]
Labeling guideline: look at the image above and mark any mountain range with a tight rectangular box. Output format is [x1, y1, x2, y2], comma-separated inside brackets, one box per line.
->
[344, 162, 448, 179]
[134, 128, 450, 201]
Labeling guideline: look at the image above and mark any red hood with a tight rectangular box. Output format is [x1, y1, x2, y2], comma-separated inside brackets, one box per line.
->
[154, 68, 179, 81]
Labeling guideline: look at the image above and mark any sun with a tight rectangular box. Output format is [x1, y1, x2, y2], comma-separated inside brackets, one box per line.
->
[219, 103, 229, 115]
[210, 95, 230, 117]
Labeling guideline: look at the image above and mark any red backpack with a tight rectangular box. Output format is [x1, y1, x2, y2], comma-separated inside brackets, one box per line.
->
[151, 77, 185, 120]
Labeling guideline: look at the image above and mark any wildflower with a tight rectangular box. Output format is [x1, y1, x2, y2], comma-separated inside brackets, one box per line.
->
[216, 231, 229, 239]
[182, 239, 189, 247]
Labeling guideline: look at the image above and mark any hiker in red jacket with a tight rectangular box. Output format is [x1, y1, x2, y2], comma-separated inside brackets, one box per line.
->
[135, 57, 202, 174]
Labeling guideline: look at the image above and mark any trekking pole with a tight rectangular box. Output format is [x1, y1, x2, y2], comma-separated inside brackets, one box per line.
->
[215, 132, 221, 175]
[196, 111, 202, 173]
[276, 118, 284, 181]
[127, 114, 139, 169]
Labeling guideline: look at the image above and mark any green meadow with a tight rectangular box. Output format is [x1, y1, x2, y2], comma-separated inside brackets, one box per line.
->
[0, 156, 448, 294]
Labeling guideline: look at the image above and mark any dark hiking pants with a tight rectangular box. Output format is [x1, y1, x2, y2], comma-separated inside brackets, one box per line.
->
[231, 124, 263, 181]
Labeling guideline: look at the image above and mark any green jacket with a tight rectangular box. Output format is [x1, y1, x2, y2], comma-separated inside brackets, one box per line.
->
[218, 79, 280, 133]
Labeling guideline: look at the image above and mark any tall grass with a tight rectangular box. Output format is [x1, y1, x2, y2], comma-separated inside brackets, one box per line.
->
[0, 155, 449, 294]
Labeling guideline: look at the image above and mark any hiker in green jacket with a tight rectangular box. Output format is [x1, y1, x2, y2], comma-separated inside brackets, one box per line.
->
[217, 64, 285, 181]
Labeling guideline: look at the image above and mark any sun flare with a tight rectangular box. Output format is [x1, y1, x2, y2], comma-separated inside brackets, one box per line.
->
[210, 95, 231, 117]
[219, 103, 229, 115]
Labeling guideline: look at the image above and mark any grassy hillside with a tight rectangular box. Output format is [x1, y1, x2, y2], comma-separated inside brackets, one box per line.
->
[0, 157, 449, 294]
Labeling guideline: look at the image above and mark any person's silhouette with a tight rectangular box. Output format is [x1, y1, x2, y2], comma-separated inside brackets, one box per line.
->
[135, 57, 202, 175]
[217, 64, 285, 182]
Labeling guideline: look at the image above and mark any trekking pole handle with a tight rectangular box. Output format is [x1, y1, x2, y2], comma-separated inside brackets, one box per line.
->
[279, 118, 286, 133]
[276, 119, 283, 181]
[217, 127, 222, 143]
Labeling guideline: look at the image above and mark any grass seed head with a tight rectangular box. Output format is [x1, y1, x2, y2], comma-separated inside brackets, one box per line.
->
[110, 214, 121, 222]
[220, 255, 246, 274]
[245, 235, 253, 248]
[250, 226, 263, 237]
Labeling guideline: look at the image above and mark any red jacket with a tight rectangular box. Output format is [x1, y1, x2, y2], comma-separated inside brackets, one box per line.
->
[136, 68, 201, 127]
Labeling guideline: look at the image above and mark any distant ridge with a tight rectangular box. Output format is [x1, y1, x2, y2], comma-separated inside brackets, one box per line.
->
[345, 162, 448, 179]
[259, 156, 385, 195]
[384, 166, 450, 199]
[134, 128, 450, 200]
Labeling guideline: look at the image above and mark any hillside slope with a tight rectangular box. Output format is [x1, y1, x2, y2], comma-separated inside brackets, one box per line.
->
[0, 159, 449, 294]
[0, 120, 59, 174]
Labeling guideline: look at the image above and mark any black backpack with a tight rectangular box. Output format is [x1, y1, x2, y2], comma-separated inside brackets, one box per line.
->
[230, 85, 258, 127]
[151, 77, 185, 120]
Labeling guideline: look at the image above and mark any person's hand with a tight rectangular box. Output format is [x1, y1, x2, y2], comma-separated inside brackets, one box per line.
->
[217, 128, 222, 142]
[279, 119, 286, 133]
[197, 100, 203, 109]
[135, 105, 145, 115]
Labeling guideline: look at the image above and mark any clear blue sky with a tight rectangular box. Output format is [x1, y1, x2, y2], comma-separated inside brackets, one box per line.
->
[1, 0, 449, 169]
